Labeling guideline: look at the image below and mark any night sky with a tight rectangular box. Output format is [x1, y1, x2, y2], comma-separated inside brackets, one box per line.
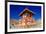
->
[10, 5, 41, 20]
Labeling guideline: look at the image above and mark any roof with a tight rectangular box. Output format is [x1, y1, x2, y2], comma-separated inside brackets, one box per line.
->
[19, 8, 35, 16]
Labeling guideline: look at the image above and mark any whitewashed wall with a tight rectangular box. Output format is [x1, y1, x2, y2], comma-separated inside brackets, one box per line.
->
[10, 0, 44, 2]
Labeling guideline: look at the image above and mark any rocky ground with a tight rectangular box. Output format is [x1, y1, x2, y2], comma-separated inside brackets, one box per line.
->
[10, 19, 41, 29]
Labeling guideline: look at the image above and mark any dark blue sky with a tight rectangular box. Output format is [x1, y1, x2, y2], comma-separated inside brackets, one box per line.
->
[10, 5, 41, 20]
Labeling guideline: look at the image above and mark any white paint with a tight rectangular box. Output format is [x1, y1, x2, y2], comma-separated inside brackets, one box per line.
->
[10, 0, 45, 2]
[0, 0, 5, 34]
